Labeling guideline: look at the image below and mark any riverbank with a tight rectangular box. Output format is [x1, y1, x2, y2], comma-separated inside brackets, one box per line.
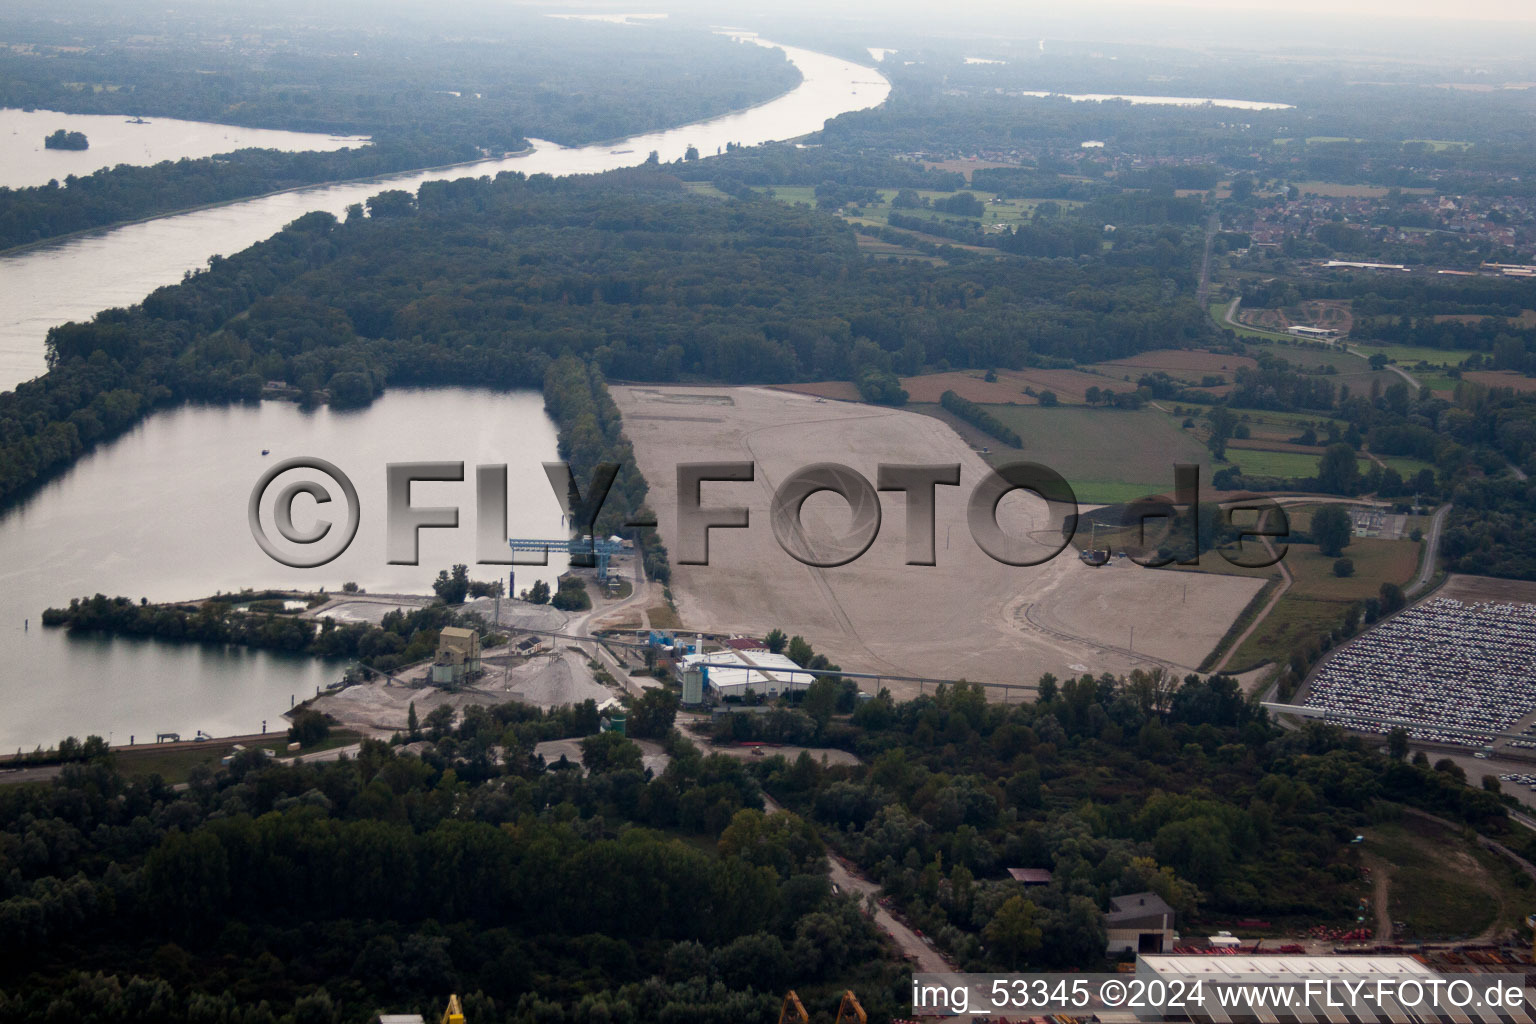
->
[0, 145, 532, 261]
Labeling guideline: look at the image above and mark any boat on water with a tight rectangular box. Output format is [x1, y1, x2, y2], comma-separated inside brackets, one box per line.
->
[261, 448, 270, 455]
[125, 116, 149, 124]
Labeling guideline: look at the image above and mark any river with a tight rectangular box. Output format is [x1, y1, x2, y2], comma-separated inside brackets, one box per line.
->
[0, 38, 890, 750]
[1016, 90, 1293, 111]
[0, 107, 370, 189]
[0, 38, 890, 392]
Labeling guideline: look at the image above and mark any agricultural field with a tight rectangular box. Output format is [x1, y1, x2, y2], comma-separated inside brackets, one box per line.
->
[920, 158, 1021, 181]
[975, 404, 1212, 504]
[1349, 342, 1466, 367]
[1091, 348, 1257, 385]
[852, 232, 945, 264]
[1222, 448, 1338, 480]
[1437, 574, 1536, 604]
[1284, 180, 1434, 198]
[774, 380, 861, 401]
[1377, 455, 1437, 478]
[781, 366, 1131, 407]
[896, 369, 1038, 405]
[1179, 402, 1343, 436]
[680, 181, 731, 200]
[1241, 338, 1405, 394]
[1464, 370, 1536, 393]
[757, 184, 1081, 235]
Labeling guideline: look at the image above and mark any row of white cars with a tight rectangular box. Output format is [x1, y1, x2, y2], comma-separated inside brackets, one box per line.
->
[1306, 598, 1536, 747]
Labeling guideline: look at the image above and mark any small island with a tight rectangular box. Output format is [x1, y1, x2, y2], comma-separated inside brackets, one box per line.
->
[43, 128, 89, 150]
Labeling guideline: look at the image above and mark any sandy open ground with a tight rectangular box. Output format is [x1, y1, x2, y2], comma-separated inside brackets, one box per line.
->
[613, 386, 1264, 696]
[1436, 574, 1536, 604]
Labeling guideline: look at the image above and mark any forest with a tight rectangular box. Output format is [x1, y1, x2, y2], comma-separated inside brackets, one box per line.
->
[0, 705, 901, 1023]
[1, 672, 1525, 1020]
[0, 167, 1216, 514]
[742, 675, 1517, 972]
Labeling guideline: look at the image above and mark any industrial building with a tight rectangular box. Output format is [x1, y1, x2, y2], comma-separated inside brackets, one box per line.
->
[1106, 892, 1176, 955]
[681, 648, 816, 700]
[1287, 324, 1339, 339]
[1134, 954, 1458, 1023]
[431, 627, 482, 687]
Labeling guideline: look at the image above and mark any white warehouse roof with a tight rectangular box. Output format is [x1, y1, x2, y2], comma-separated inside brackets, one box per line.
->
[1141, 954, 1433, 977]
[682, 649, 816, 697]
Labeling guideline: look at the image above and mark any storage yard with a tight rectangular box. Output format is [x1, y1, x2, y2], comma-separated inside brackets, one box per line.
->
[611, 385, 1265, 694]
[1302, 593, 1536, 748]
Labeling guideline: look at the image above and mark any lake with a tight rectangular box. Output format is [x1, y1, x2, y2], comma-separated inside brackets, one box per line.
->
[0, 389, 566, 751]
[0, 107, 370, 189]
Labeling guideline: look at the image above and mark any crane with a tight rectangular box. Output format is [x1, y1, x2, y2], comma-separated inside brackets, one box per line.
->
[779, 991, 810, 1024]
[507, 536, 627, 582]
[835, 991, 866, 1024]
[441, 994, 465, 1024]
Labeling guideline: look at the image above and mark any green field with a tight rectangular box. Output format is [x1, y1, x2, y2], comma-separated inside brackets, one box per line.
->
[681, 181, 731, 200]
[1349, 342, 1465, 367]
[1379, 455, 1436, 478]
[1413, 372, 1461, 392]
[976, 405, 1211, 504]
[1226, 529, 1422, 670]
[1175, 402, 1341, 433]
[760, 185, 1081, 235]
[1364, 818, 1525, 941]
[1222, 448, 1373, 480]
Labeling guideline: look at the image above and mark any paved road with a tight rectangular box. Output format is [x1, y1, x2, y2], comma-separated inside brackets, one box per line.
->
[1406, 503, 1451, 597]
[1210, 512, 1294, 675]
[1195, 211, 1220, 309]
[1343, 343, 1419, 390]
[567, 563, 659, 696]
[761, 793, 954, 973]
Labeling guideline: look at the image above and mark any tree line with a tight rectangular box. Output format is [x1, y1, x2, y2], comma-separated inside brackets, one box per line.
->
[940, 389, 1023, 447]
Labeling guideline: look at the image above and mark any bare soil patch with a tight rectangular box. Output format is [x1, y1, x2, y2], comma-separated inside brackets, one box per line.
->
[1463, 370, 1536, 393]
[612, 385, 1262, 695]
[1437, 574, 1536, 604]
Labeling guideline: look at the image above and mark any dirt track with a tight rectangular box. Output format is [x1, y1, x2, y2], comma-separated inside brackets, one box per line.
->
[613, 386, 1263, 695]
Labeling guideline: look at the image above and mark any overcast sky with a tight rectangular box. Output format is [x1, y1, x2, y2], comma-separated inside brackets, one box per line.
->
[1145, 0, 1534, 21]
